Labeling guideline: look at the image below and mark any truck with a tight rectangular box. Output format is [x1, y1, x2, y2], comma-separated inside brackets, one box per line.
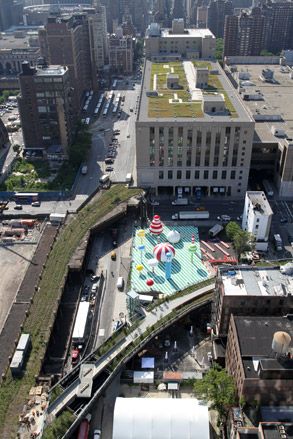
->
[81, 165, 88, 175]
[273, 233, 283, 251]
[172, 211, 210, 220]
[72, 302, 90, 344]
[172, 198, 188, 206]
[209, 224, 224, 238]
[49, 213, 66, 225]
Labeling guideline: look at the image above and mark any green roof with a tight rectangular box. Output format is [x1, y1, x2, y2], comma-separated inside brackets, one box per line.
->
[148, 61, 237, 119]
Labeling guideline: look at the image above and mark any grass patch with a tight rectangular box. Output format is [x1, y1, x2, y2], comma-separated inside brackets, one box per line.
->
[42, 410, 75, 439]
[0, 184, 142, 438]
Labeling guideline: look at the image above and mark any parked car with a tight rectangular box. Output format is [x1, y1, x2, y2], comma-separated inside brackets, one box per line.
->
[31, 201, 40, 207]
[105, 158, 114, 164]
[90, 274, 100, 282]
[93, 429, 101, 439]
[14, 204, 22, 210]
[217, 215, 231, 222]
[106, 166, 114, 172]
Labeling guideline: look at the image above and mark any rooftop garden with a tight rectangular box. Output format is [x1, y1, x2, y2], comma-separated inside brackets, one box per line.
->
[148, 61, 237, 118]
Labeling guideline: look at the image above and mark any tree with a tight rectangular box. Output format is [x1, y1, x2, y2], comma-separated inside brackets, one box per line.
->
[215, 38, 224, 61]
[12, 144, 21, 155]
[233, 230, 254, 258]
[193, 364, 237, 424]
[225, 221, 241, 241]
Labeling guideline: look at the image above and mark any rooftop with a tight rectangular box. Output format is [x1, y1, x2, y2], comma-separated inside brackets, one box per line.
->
[35, 66, 68, 76]
[138, 60, 253, 121]
[0, 33, 39, 50]
[220, 266, 293, 297]
[160, 28, 214, 39]
[233, 315, 293, 378]
[246, 191, 273, 216]
[229, 63, 293, 143]
[261, 423, 293, 439]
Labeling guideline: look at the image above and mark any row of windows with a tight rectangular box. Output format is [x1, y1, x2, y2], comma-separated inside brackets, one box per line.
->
[158, 169, 244, 180]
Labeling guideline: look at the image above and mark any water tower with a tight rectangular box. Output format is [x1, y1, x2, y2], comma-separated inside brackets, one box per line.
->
[272, 331, 291, 357]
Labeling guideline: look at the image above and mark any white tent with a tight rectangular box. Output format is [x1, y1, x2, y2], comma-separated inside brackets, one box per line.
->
[112, 397, 210, 439]
[133, 371, 154, 384]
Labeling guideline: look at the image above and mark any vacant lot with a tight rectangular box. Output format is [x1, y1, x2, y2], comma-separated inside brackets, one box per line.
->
[0, 243, 37, 332]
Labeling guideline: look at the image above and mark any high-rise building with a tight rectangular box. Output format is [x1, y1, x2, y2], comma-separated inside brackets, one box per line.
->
[0, 0, 13, 31]
[18, 61, 75, 155]
[39, 13, 92, 109]
[263, 1, 293, 54]
[207, 0, 233, 38]
[224, 7, 266, 57]
[88, 0, 108, 75]
[108, 32, 133, 73]
[172, 0, 185, 19]
[197, 6, 208, 28]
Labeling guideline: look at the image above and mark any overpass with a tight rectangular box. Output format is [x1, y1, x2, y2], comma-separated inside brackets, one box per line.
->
[46, 280, 215, 429]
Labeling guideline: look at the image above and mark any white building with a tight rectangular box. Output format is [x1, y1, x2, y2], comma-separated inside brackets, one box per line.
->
[112, 397, 210, 439]
[242, 191, 273, 250]
[145, 18, 215, 60]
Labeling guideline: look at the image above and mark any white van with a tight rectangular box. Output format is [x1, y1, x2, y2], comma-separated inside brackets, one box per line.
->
[91, 282, 99, 293]
[99, 174, 110, 184]
[116, 276, 124, 290]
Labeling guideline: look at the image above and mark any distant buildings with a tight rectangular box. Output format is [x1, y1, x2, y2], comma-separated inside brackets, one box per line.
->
[224, 2, 293, 57]
[0, 0, 13, 31]
[226, 315, 293, 405]
[108, 32, 133, 73]
[145, 19, 216, 61]
[213, 266, 293, 335]
[242, 191, 273, 251]
[207, 0, 232, 38]
[224, 8, 266, 57]
[18, 62, 75, 155]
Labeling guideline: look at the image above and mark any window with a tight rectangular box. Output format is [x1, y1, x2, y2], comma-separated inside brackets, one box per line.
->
[177, 170, 182, 179]
[159, 171, 164, 179]
[168, 127, 174, 166]
[159, 127, 164, 166]
[212, 170, 218, 179]
[214, 132, 221, 166]
[204, 131, 211, 166]
[168, 170, 173, 179]
[149, 127, 155, 166]
[222, 170, 227, 179]
[186, 170, 191, 179]
[231, 170, 236, 179]
[195, 130, 201, 166]
[194, 170, 199, 179]
[232, 127, 240, 166]
[204, 170, 209, 179]
[223, 127, 230, 167]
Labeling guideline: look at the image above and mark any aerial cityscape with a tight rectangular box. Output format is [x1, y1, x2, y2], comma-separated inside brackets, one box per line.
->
[0, 0, 292, 438]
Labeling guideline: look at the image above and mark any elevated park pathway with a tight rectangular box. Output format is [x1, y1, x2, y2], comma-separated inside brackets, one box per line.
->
[47, 279, 216, 425]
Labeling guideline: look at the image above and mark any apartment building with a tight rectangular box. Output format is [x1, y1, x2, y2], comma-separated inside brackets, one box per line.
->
[108, 32, 133, 74]
[207, 0, 233, 39]
[136, 59, 254, 197]
[39, 13, 92, 109]
[18, 61, 75, 155]
[145, 19, 215, 61]
[226, 315, 293, 405]
[242, 191, 273, 251]
[87, 0, 108, 72]
[213, 266, 293, 335]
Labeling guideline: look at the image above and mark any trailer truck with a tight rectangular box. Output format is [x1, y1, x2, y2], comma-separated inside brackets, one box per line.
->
[172, 211, 210, 220]
[209, 224, 224, 238]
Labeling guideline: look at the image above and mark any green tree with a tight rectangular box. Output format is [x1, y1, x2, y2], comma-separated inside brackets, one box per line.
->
[215, 38, 224, 61]
[260, 49, 275, 56]
[225, 221, 241, 241]
[12, 144, 21, 155]
[233, 230, 254, 258]
[193, 364, 237, 424]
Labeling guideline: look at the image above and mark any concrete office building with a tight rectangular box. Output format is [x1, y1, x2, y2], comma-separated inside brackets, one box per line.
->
[242, 191, 273, 251]
[136, 59, 254, 197]
[213, 266, 293, 335]
[197, 6, 208, 28]
[108, 32, 133, 74]
[39, 13, 92, 109]
[145, 19, 216, 61]
[18, 62, 75, 155]
[226, 315, 293, 405]
[225, 62, 293, 197]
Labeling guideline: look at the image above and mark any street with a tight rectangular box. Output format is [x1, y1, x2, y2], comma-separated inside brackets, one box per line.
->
[73, 79, 140, 196]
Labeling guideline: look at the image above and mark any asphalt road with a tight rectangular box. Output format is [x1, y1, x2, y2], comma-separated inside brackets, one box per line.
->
[73, 79, 140, 196]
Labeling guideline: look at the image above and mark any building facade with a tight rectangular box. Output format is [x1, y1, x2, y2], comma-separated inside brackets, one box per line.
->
[224, 8, 266, 57]
[242, 191, 273, 249]
[145, 19, 216, 60]
[87, 0, 108, 73]
[207, 0, 233, 39]
[39, 13, 92, 109]
[108, 33, 133, 73]
[136, 60, 254, 198]
[0, 117, 8, 148]
[18, 62, 75, 154]
[226, 315, 293, 405]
